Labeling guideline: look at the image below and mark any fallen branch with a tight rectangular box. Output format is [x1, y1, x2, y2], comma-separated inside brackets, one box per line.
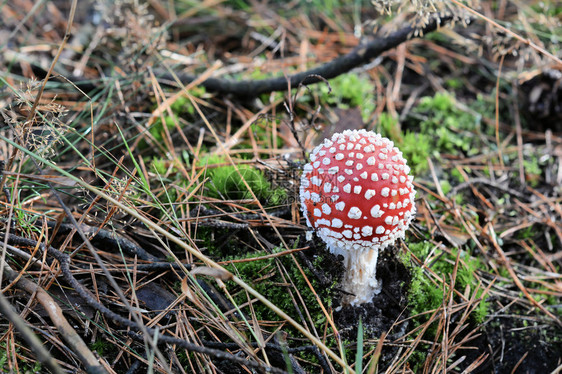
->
[159, 16, 454, 96]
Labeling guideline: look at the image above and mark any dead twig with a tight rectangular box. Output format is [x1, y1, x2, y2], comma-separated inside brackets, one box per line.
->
[158, 16, 454, 96]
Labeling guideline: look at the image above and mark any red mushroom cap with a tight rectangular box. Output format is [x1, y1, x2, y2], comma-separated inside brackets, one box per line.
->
[300, 129, 416, 253]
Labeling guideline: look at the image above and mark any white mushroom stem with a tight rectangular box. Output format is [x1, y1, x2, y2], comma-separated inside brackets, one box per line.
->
[329, 244, 381, 305]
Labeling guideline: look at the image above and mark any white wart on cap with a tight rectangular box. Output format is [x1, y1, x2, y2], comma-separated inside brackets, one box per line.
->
[300, 129, 416, 305]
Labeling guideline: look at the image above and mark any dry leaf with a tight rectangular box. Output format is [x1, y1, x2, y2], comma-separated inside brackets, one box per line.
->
[191, 266, 233, 281]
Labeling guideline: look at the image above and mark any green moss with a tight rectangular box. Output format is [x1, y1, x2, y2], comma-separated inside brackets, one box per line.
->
[196, 226, 243, 259]
[378, 113, 430, 174]
[91, 339, 111, 356]
[424, 31, 449, 43]
[249, 67, 270, 81]
[378, 112, 402, 141]
[402, 132, 431, 174]
[445, 78, 462, 89]
[151, 157, 169, 175]
[523, 155, 542, 187]
[222, 246, 336, 334]
[199, 155, 286, 206]
[407, 242, 490, 324]
[317, 73, 376, 121]
[406, 243, 445, 337]
[146, 88, 206, 146]
[408, 264, 444, 318]
[150, 115, 177, 142]
[405, 241, 491, 369]
[176, 349, 190, 369]
[413, 92, 481, 156]
[147, 157, 185, 208]
[450, 168, 465, 183]
[440, 180, 452, 195]
[469, 93, 501, 136]
[418, 92, 454, 113]
[376, 93, 488, 185]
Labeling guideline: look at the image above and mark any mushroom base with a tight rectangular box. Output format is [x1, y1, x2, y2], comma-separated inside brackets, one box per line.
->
[329, 245, 381, 305]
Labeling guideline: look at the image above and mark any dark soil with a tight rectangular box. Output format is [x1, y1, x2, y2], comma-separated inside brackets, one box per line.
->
[462, 316, 562, 374]
[332, 249, 411, 367]
[333, 250, 410, 339]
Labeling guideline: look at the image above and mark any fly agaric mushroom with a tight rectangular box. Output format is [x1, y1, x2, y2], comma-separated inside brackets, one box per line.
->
[300, 129, 416, 305]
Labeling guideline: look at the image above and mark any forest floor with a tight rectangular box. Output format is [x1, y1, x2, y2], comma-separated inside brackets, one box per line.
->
[0, 1, 561, 373]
